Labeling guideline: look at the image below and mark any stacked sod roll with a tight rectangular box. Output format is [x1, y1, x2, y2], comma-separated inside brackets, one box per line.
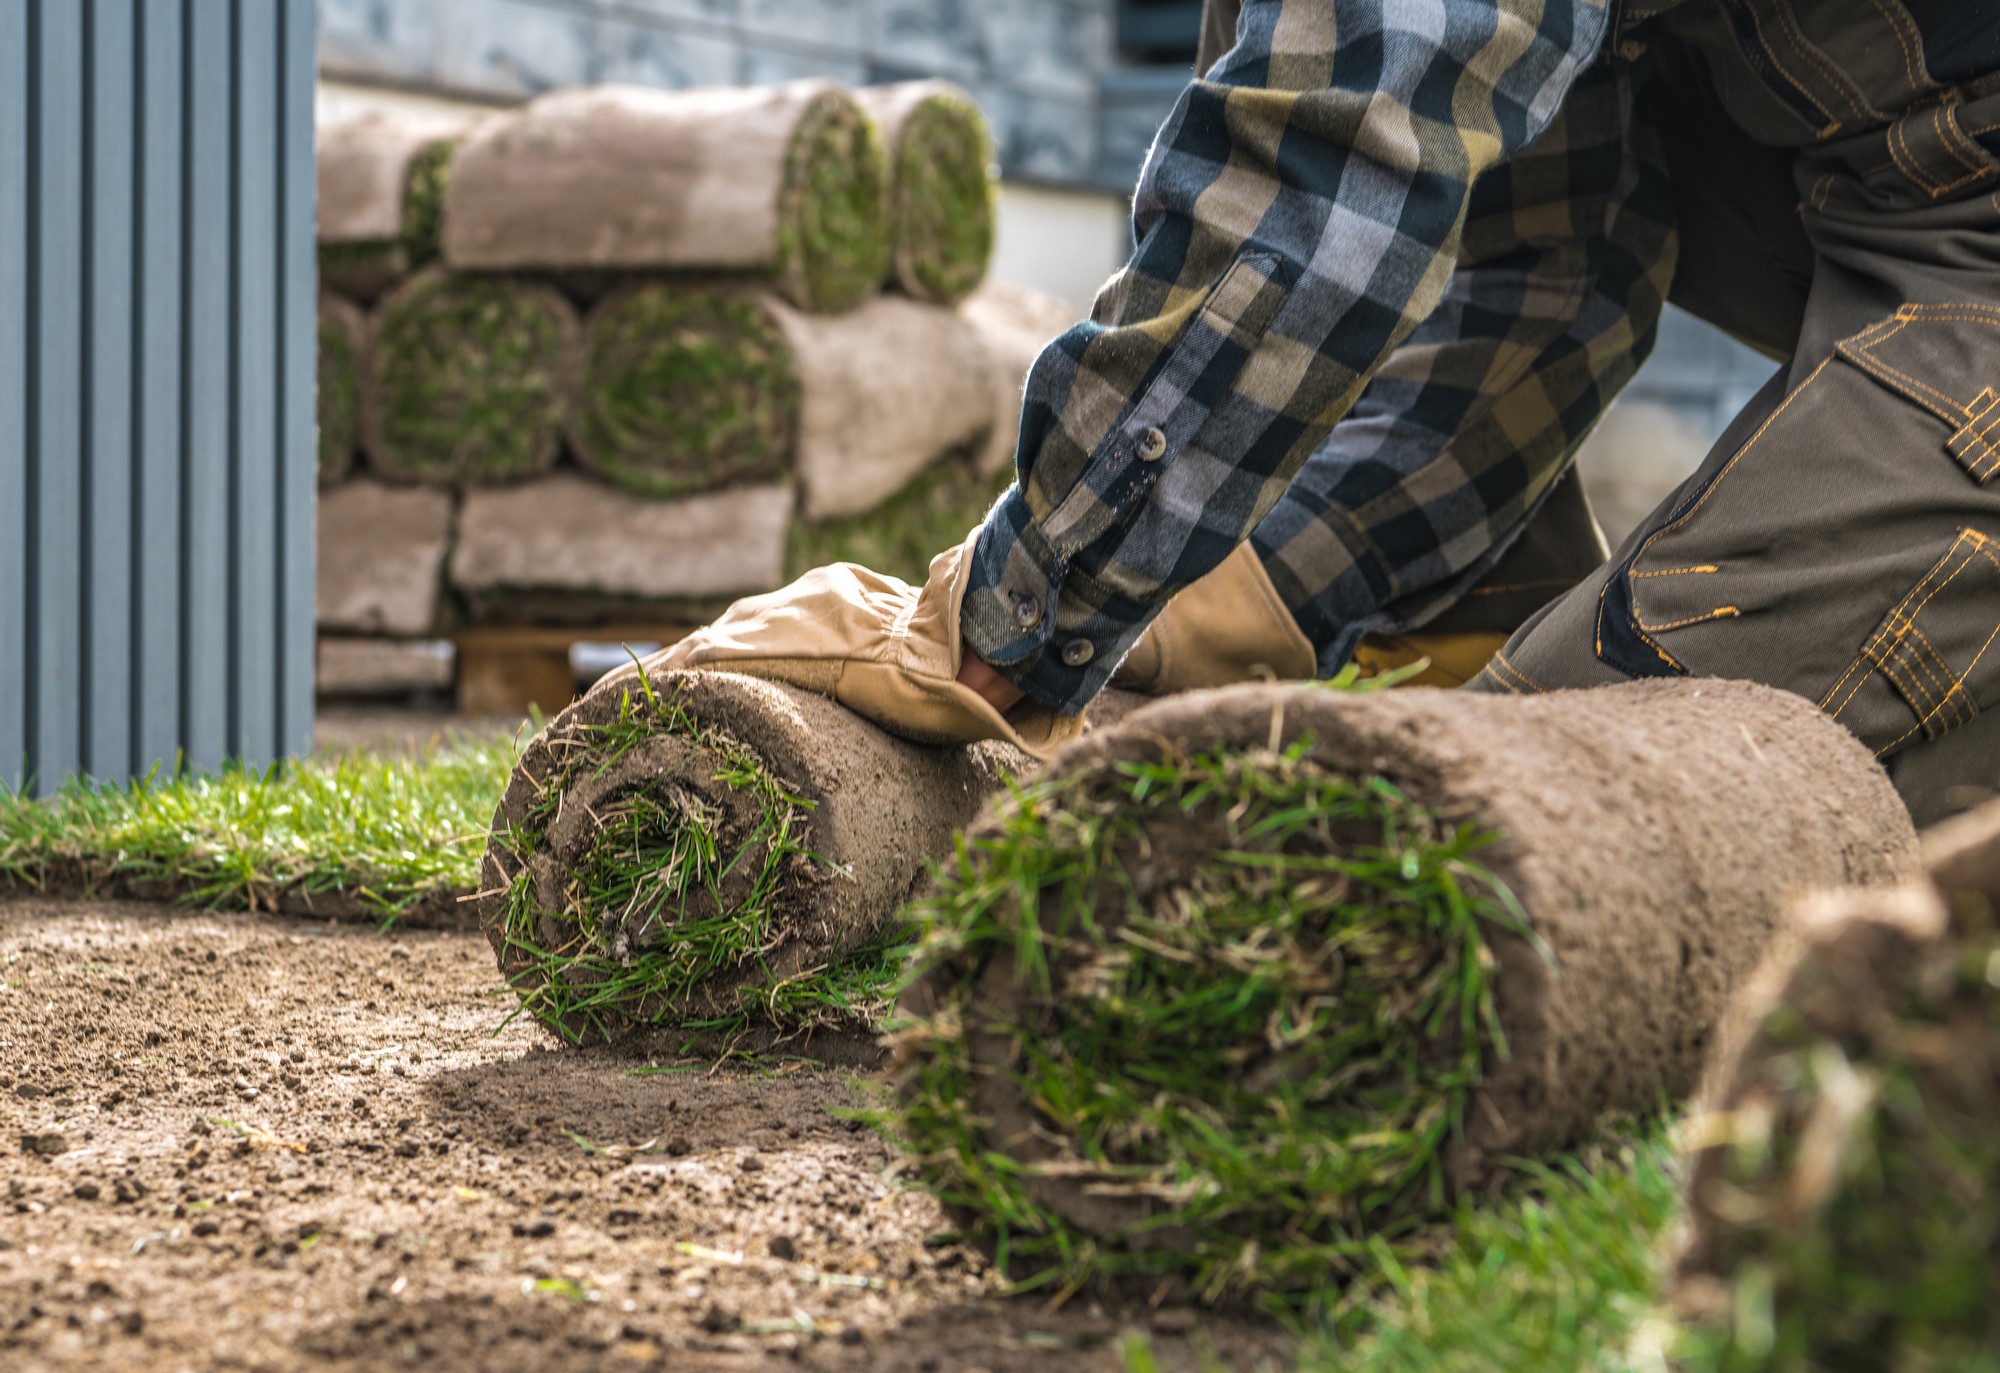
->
[882, 680, 1921, 1309]
[312, 85, 1060, 647]
[856, 81, 998, 306]
[1675, 802, 2000, 1369]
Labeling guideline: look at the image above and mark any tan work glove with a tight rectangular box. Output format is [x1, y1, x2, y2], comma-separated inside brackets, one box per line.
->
[591, 529, 1084, 759]
[1110, 541, 1510, 694]
[1113, 543, 1318, 695]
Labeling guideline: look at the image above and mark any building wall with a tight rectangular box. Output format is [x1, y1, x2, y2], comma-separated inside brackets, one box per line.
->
[317, 0, 1179, 190]
[1, 0, 319, 793]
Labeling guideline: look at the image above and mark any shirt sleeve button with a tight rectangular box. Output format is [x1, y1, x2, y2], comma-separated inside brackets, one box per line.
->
[1061, 640, 1096, 667]
[1135, 427, 1168, 462]
[1011, 596, 1043, 630]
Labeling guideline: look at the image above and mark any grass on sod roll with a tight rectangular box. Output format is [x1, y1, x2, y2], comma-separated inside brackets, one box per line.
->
[890, 91, 997, 305]
[775, 90, 892, 314]
[369, 273, 574, 484]
[879, 728, 1542, 1313]
[0, 737, 511, 919]
[576, 286, 800, 500]
[1676, 916, 2000, 1372]
[318, 312, 361, 486]
[488, 677, 892, 1047]
[786, 457, 1009, 583]
[400, 137, 455, 269]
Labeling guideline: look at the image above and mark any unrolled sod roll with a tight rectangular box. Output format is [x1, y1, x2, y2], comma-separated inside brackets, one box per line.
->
[476, 670, 1030, 1048]
[570, 283, 799, 500]
[1674, 802, 2000, 1368]
[318, 292, 366, 488]
[443, 82, 890, 315]
[317, 109, 472, 301]
[958, 281, 1080, 476]
[855, 81, 997, 307]
[888, 680, 1921, 1304]
[361, 269, 581, 486]
[771, 293, 998, 521]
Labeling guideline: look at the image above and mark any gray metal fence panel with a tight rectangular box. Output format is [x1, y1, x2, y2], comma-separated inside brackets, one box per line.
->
[0, 6, 25, 788]
[3, 0, 317, 795]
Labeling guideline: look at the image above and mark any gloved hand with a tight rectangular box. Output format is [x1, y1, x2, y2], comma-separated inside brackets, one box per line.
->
[590, 528, 1084, 759]
[1111, 541, 1509, 694]
[1113, 542, 1318, 694]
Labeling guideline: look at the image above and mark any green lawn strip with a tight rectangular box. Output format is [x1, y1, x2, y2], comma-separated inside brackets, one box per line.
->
[0, 737, 512, 919]
[1308, 1131, 1684, 1373]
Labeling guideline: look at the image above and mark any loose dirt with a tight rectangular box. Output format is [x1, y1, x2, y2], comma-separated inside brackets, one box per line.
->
[0, 898, 1287, 1373]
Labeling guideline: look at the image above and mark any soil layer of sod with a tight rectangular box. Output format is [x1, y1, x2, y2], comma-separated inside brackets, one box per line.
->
[477, 670, 1028, 1051]
[1678, 804, 2000, 1370]
[571, 285, 800, 500]
[885, 680, 1921, 1311]
[362, 269, 581, 486]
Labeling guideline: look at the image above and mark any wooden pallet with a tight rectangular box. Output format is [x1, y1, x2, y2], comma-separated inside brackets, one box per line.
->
[452, 623, 697, 718]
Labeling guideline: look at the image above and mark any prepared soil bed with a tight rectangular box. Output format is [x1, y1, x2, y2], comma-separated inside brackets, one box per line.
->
[0, 897, 1286, 1373]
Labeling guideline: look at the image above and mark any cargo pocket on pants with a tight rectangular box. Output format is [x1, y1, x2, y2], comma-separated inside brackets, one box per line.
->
[1596, 304, 2000, 695]
[1823, 528, 2000, 760]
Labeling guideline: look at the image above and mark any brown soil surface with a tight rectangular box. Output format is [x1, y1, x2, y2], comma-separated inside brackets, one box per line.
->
[0, 898, 1288, 1373]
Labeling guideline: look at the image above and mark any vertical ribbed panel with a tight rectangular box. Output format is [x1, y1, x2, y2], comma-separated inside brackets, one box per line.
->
[2, 0, 316, 795]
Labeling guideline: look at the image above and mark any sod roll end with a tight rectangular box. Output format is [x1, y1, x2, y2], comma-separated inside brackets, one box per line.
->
[477, 669, 1030, 1048]
[361, 269, 582, 487]
[444, 82, 890, 314]
[572, 284, 799, 500]
[855, 81, 997, 306]
[317, 109, 472, 301]
[887, 680, 1921, 1306]
[1675, 799, 2000, 1368]
[317, 292, 366, 488]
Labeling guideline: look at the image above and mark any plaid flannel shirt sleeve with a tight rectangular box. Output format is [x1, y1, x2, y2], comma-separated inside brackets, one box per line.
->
[960, 0, 1615, 713]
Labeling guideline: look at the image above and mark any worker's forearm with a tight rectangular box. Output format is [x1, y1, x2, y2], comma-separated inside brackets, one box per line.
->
[960, 0, 1614, 714]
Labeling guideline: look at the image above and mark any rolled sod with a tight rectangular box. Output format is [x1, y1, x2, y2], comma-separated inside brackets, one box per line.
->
[360, 269, 581, 487]
[885, 680, 1920, 1307]
[570, 284, 799, 500]
[769, 293, 999, 521]
[958, 280, 1081, 477]
[855, 82, 997, 306]
[443, 82, 890, 315]
[317, 110, 470, 302]
[317, 292, 366, 488]
[1676, 803, 2000, 1370]
[476, 669, 1031, 1049]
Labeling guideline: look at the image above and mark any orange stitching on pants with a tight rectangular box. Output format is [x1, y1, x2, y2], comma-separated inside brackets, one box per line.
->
[1629, 564, 1720, 578]
[1610, 358, 1839, 675]
[1489, 650, 1548, 696]
[1744, 0, 1844, 131]
[1862, 0, 1925, 93]
[1634, 606, 1743, 633]
[1889, 117, 1946, 194]
[1772, 0, 1873, 124]
[1827, 537, 1983, 719]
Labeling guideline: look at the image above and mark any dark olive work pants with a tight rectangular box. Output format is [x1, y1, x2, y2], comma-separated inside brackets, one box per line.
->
[1200, 0, 2000, 826]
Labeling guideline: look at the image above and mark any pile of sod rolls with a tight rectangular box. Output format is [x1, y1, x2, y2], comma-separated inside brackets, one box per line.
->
[312, 82, 1062, 638]
[1675, 800, 2000, 1369]
[881, 680, 1919, 1310]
